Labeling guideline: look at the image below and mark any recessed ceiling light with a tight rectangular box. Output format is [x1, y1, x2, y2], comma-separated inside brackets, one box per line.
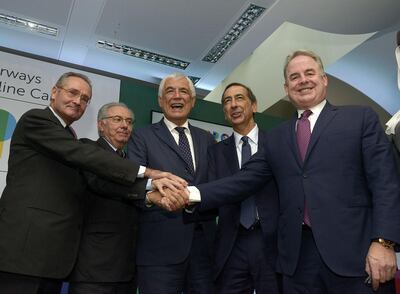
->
[97, 40, 190, 70]
[202, 4, 266, 63]
[0, 13, 58, 37]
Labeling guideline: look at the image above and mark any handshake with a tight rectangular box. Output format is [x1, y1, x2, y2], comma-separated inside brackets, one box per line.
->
[144, 168, 191, 211]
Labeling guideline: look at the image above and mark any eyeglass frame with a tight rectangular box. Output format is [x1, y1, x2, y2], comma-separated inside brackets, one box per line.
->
[102, 115, 134, 126]
[57, 86, 91, 105]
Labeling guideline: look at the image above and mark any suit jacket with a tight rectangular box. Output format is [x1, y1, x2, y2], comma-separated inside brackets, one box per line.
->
[69, 137, 147, 282]
[0, 107, 141, 279]
[198, 102, 400, 276]
[208, 130, 279, 279]
[127, 118, 216, 265]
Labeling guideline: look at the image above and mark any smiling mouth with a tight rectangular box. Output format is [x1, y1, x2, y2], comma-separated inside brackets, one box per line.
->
[299, 87, 313, 93]
[171, 103, 184, 109]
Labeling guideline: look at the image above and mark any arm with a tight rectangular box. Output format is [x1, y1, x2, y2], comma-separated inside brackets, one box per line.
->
[23, 109, 140, 186]
[361, 108, 400, 289]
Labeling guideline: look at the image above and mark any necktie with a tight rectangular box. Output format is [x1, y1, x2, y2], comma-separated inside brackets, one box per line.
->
[239, 136, 257, 228]
[296, 109, 312, 226]
[65, 125, 77, 139]
[175, 127, 195, 175]
[117, 149, 125, 158]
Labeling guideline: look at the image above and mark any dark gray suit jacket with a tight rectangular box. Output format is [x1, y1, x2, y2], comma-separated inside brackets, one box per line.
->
[0, 107, 141, 279]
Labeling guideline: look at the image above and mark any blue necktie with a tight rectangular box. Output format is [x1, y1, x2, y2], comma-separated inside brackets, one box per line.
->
[176, 127, 195, 175]
[239, 136, 257, 228]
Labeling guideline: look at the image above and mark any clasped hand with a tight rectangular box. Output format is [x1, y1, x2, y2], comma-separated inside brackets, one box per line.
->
[145, 168, 189, 211]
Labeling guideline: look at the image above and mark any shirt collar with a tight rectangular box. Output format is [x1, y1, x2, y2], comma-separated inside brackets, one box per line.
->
[49, 106, 67, 127]
[163, 116, 189, 132]
[297, 99, 326, 119]
[233, 124, 259, 147]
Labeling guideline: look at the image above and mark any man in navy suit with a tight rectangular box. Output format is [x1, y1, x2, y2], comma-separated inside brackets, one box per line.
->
[156, 50, 400, 294]
[208, 82, 280, 293]
[127, 73, 216, 294]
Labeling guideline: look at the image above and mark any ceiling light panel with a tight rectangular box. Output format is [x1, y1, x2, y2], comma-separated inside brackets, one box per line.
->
[0, 13, 58, 37]
[97, 40, 190, 70]
[202, 4, 265, 63]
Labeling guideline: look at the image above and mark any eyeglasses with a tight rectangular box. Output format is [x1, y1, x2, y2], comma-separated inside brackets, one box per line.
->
[57, 86, 91, 105]
[103, 115, 134, 126]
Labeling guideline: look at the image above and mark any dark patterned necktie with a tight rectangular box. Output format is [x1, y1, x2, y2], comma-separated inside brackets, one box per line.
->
[175, 127, 195, 175]
[117, 149, 125, 158]
[65, 125, 77, 139]
[296, 109, 312, 226]
[239, 136, 257, 228]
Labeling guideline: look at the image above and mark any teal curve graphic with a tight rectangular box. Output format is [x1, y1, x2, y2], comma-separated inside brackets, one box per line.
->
[0, 109, 17, 158]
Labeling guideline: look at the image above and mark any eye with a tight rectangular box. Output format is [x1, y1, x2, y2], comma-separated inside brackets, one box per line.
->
[223, 97, 231, 104]
[112, 116, 123, 123]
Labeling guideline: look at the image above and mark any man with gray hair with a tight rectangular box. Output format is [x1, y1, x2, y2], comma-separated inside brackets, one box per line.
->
[68, 102, 149, 294]
[0, 73, 184, 294]
[128, 73, 216, 294]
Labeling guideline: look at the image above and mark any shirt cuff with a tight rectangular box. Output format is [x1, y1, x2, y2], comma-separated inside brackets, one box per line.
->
[137, 165, 146, 178]
[187, 186, 201, 202]
[146, 179, 153, 191]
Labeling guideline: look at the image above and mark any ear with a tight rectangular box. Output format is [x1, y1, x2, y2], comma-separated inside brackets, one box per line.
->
[251, 101, 257, 113]
[322, 73, 328, 87]
[190, 96, 196, 108]
[284, 82, 289, 96]
[97, 120, 104, 133]
[157, 96, 163, 108]
[50, 86, 58, 103]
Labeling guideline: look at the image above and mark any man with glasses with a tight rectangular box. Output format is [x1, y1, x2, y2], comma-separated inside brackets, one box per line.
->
[69, 102, 146, 294]
[0, 72, 184, 294]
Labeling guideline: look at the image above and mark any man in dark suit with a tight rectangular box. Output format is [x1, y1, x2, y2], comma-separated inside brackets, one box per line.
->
[68, 102, 146, 294]
[157, 50, 400, 294]
[208, 82, 280, 293]
[0, 72, 182, 294]
[127, 73, 216, 294]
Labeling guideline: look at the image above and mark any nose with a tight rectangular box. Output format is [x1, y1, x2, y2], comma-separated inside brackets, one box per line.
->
[298, 74, 308, 84]
[230, 97, 238, 107]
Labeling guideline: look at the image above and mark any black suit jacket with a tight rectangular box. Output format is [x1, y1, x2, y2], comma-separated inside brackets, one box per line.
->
[69, 137, 147, 282]
[0, 107, 141, 279]
[128, 119, 217, 265]
[208, 130, 279, 279]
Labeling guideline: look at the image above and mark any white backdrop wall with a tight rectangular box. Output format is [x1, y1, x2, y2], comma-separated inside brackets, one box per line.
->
[0, 50, 121, 195]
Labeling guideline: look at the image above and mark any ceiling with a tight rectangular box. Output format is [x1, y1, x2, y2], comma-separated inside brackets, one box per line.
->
[1, 0, 399, 114]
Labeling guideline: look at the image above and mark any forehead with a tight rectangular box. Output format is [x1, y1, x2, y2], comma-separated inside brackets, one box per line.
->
[286, 55, 319, 73]
[63, 76, 91, 90]
[107, 106, 132, 117]
[163, 77, 190, 90]
[223, 85, 249, 97]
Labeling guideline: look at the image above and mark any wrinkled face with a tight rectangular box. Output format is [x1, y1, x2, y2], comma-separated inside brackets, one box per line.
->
[158, 77, 195, 125]
[98, 106, 133, 149]
[222, 85, 256, 133]
[50, 76, 91, 125]
[284, 55, 328, 110]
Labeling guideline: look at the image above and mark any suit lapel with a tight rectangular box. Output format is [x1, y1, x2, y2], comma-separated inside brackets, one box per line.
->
[223, 135, 240, 174]
[287, 113, 303, 166]
[305, 102, 337, 161]
[189, 124, 201, 175]
[153, 119, 195, 173]
[97, 137, 116, 153]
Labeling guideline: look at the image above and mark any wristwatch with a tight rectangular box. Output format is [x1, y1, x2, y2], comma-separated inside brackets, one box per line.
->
[373, 238, 396, 249]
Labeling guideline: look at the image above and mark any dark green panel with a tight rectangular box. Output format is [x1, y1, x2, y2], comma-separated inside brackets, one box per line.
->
[119, 79, 285, 130]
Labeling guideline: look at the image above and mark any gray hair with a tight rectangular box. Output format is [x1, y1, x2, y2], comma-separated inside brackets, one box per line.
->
[55, 72, 92, 91]
[158, 72, 196, 98]
[97, 102, 134, 136]
[283, 49, 325, 81]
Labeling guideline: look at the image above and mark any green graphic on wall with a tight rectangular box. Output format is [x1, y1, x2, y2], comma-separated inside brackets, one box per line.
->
[0, 109, 17, 158]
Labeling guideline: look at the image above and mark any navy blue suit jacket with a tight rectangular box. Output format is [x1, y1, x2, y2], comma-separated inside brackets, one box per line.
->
[198, 103, 400, 276]
[128, 119, 216, 265]
[208, 130, 279, 279]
